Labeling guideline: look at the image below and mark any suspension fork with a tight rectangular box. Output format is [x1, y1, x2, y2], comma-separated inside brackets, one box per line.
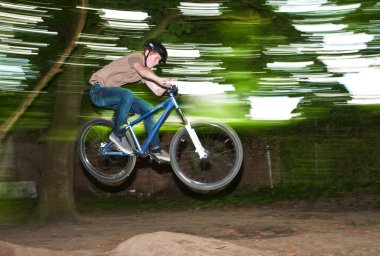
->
[175, 106, 208, 159]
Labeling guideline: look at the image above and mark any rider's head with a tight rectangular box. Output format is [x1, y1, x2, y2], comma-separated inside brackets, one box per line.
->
[143, 39, 168, 68]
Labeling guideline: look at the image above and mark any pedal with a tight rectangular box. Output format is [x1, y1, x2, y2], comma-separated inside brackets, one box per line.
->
[148, 152, 162, 164]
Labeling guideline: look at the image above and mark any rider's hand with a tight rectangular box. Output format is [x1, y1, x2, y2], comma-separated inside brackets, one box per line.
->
[160, 77, 176, 88]
[160, 80, 172, 88]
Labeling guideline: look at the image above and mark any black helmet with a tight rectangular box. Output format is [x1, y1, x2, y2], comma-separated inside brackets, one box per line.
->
[144, 39, 168, 64]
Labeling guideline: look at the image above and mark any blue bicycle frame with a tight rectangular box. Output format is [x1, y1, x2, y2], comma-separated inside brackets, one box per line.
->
[99, 88, 186, 157]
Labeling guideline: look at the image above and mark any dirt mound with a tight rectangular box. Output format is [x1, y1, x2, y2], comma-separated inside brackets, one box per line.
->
[0, 231, 272, 256]
[0, 240, 63, 256]
[110, 231, 271, 256]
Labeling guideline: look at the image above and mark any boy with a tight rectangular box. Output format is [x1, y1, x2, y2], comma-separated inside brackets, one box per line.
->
[89, 39, 175, 161]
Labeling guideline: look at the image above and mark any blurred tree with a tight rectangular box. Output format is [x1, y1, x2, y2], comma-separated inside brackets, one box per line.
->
[0, 1, 86, 140]
[36, 0, 88, 221]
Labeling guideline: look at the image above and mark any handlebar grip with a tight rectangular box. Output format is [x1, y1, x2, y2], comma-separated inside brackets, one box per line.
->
[169, 84, 179, 95]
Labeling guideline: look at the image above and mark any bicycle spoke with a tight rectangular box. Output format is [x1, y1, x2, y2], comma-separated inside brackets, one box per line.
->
[77, 119, 136, 185]
[170, 123, 243, 193]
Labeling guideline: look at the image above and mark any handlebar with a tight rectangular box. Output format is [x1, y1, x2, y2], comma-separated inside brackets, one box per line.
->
[168, 84, 179, 96]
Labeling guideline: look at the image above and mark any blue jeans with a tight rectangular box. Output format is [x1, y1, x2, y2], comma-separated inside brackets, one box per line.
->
[89, 83, 160, 148]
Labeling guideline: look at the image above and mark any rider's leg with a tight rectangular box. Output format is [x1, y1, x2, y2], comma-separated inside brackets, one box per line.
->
[130, 95, 160, 148]
[90, 84, 134, 137]
[130, 96, 170, 161]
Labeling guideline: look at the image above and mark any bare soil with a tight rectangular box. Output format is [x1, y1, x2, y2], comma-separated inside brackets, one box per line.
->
[0, 196, 379, 256]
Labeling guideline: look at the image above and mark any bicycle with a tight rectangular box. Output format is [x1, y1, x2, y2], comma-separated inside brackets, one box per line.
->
[77, 85, 243, 193]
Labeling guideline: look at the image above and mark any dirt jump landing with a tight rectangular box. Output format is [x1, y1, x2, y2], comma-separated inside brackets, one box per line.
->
[110, 231, 273, 256]
[0, 231, 273, 256]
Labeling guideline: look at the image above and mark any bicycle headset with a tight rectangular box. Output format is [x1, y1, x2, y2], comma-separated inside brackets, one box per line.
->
[143, 39, 168, 66]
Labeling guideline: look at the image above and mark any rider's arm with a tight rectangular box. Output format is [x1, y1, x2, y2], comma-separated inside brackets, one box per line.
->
[145, 80, 167, 96]
[133, 63, 171, 96]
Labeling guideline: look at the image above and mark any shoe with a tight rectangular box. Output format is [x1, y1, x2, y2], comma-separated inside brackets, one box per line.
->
[150, 146, 170, 162]
[109, 132, 132, 154]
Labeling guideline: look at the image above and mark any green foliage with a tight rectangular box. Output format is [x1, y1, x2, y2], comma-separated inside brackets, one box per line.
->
[272, 105, 380, 187]
[0, 199, 37, 224]
[166, 21, 192, 41]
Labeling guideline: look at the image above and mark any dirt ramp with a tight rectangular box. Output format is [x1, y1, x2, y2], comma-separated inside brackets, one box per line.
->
[110, 231, 273, 256]
[1, 231, 276, 256]
[0, 240, 98, 256]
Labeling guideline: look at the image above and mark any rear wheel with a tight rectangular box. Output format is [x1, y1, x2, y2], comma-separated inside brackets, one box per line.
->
[77, 119, 136, 185]
[169, 123, 243, 193]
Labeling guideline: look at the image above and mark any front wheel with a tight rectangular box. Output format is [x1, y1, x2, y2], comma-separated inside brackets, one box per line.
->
[76, 118, 136, 185]
[169, 123, 243, 193]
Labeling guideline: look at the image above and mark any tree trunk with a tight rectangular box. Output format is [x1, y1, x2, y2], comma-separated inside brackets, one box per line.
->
[37, 54, 85, 221]
[36, 0, 88, 221]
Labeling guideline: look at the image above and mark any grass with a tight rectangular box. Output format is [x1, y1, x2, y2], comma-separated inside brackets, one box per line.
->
[0, 199, 37, 224]
[76, 181, 380, 212]
[1, 181, 379, 225]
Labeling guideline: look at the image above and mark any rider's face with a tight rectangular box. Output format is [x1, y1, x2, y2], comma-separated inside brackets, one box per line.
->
[145, 51, 162, 69]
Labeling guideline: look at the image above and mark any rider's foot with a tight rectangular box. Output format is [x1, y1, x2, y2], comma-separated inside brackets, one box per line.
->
[150, 146, 170, 162]
[109, 132, 132, 154]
